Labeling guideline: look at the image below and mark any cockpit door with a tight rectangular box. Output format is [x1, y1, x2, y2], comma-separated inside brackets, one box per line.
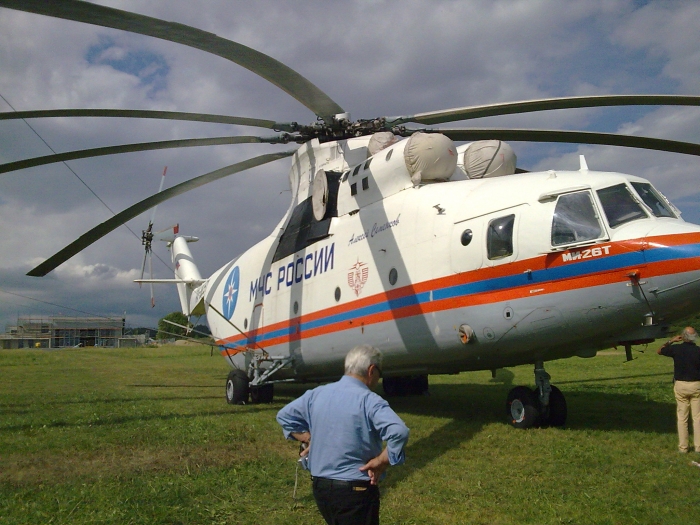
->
[550, 190, 608, 249]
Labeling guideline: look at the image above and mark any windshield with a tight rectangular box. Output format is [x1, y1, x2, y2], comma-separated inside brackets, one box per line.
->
[597, 184, 648, 228]
[551, 191, 603, 246]
[630, 182, 676, 218]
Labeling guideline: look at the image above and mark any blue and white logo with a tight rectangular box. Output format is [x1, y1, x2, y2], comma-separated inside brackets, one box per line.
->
[222, 266, 240, 319]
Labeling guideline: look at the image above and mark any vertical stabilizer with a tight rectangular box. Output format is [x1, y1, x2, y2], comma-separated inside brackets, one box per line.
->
[171, 236, 204, 316]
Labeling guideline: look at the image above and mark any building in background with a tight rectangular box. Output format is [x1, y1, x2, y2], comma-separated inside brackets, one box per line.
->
[0, 316, 136, 349]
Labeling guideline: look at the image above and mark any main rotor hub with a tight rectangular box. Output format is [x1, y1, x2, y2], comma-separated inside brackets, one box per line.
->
[287, 114, 409, 143]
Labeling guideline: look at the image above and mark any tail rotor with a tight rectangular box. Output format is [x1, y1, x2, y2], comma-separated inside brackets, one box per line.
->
[139, 166, 167, 307]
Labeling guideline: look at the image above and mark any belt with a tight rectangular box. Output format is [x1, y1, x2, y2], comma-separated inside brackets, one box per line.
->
[312, 477, 372, 490]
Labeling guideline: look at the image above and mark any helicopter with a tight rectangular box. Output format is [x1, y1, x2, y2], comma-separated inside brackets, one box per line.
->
[2, 1, 700, 428]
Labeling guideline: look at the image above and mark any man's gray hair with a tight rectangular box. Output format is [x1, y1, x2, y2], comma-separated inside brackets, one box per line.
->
[344, 344, 383, 376]
[682, 326, 698, 342]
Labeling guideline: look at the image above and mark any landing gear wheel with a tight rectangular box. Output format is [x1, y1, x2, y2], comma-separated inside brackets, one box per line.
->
[382, 377, 401, 396]
[506, 386, 540, 429]
[250, 383, 274, 404]
[542, 385, 567, 427]
[225, 370, 249, 405]
[382, 375, 429, 397]
[408, 375, 429, 396]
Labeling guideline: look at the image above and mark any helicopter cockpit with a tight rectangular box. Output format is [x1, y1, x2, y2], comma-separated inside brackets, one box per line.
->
[550, 179, 679, 248]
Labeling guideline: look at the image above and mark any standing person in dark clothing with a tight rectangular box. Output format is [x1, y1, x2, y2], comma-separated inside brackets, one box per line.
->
[658, 326, 700, 453]
[276, 344, 409, 525]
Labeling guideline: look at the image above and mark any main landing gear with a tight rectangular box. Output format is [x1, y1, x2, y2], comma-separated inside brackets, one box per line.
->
[225, 369, 274, 405]
[224, 355, 293, 405]
[506, 361, 567, 429]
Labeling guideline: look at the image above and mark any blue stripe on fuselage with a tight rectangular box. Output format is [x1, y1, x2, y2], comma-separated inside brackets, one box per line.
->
[239, 242, 700, 345]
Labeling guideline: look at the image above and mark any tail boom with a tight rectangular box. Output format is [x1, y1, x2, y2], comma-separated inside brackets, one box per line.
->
[133, 234, 206, 316]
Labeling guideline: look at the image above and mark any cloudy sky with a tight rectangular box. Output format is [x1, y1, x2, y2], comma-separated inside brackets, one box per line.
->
[1, 0, 699, 331]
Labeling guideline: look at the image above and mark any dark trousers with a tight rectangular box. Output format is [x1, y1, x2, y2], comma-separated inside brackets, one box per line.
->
[312, 477, 380, 525]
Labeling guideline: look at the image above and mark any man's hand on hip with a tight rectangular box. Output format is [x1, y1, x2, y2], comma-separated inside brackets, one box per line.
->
[359, 448, 390, 485]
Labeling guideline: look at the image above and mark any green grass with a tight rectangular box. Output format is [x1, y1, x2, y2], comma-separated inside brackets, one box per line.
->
[1, 343, 698, 524]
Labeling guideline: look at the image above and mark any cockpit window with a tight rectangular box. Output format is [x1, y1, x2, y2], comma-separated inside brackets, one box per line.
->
[551, 191, 603, 246]
[487, 214, 515, 259]
[596, 184, 648, 228]
[630, 182, 676, 218]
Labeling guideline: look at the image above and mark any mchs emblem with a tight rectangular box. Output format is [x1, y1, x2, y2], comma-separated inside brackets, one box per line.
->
[348, 259, 369, 296]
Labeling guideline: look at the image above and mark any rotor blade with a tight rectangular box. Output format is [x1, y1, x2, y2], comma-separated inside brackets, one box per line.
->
[0, 135, 291, 175]
[0, 0, 344, 119]
[0, 109, 299, 131]
[139, 249, 148, 284]
[149, 166, 167, 225]
[148, 254, 155, 308]
[391, 95, 700, 126]
[147, 166, 161, 304]
[27, 150, 295, 277]
[428, 128, 700, 157]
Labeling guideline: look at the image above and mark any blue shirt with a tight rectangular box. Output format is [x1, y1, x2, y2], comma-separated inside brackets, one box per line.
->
[276, 375, 409, 481]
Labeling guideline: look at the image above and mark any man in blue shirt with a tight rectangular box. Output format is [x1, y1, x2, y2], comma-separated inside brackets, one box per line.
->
[277, 344, 409, 525]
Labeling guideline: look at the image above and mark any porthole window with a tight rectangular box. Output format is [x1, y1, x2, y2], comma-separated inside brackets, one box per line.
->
[385, 149, 393, 161]
[460, 229, 473, 246]
[334, 287, 341, 302]
[293, 301, 299, 315]
[389, 268, 398, 285]
[244, 318, 248, 330]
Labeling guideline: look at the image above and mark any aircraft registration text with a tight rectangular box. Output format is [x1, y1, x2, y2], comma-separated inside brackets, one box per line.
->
[561, 245, 611, 262]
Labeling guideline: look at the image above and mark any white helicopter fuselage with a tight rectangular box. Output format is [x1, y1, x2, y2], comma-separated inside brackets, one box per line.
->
[175, 135, 700, 384]
[8, 0, 700, 425]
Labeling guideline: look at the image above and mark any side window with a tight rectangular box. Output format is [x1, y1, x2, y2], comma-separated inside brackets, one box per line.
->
[631, 182, 676, 218]
[551, 191, 603, 246]
[487, 214, 515, 260]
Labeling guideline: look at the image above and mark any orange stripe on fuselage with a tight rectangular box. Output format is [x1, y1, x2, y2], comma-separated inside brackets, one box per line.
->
[217, 232, 700, 353]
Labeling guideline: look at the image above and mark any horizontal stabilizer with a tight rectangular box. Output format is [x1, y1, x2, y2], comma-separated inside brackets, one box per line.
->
[160, 235, 199, 243]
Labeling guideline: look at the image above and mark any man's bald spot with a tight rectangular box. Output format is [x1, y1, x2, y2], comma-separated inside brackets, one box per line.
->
[682, 326, 697, 342]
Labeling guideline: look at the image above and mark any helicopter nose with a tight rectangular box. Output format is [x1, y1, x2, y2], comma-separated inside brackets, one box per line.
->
[645, 219, 700, 238]
[641, 221, 700, 319]
[642, 221, 700, 262]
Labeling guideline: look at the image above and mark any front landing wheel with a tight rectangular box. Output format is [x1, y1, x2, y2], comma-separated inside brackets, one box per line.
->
[506, 386, 540, 429]
[226, 370, 249, 405]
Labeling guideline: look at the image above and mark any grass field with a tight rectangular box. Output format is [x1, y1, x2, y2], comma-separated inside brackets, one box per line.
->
[1, 342, 699, 525]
